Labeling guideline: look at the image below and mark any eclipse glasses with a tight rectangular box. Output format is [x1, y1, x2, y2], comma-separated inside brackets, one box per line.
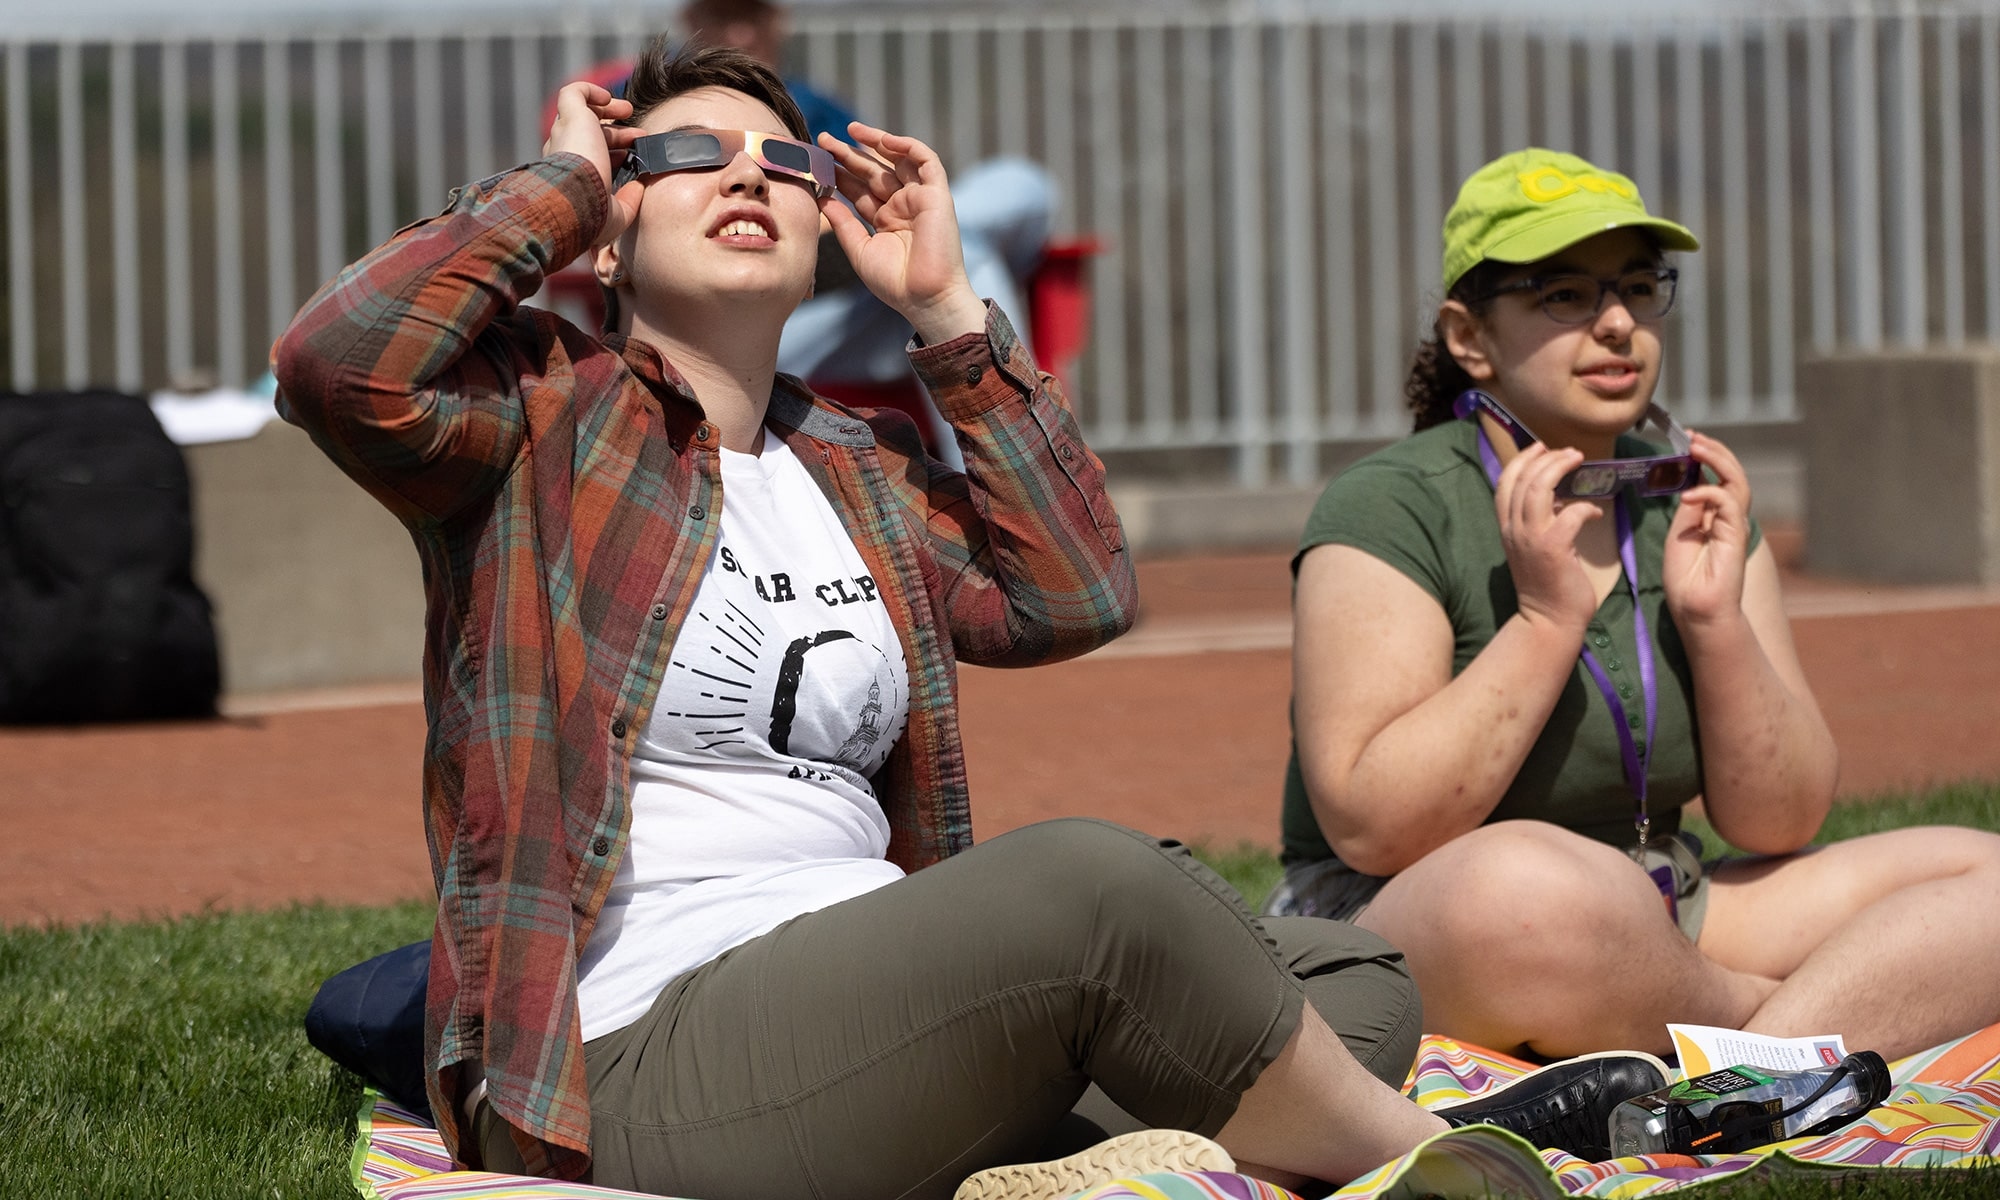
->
[612, 128, 838, 199]
[1454, 389, 1700, 500]
[1468, 267, 1680, 326]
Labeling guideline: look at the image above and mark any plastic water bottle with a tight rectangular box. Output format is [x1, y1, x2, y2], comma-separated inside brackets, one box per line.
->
[1606, 1051, 1891, 1157]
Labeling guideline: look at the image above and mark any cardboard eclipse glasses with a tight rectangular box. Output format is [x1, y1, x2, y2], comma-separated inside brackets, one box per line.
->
[1455, 389, 1701, 499]
[612, 129, 838, 198]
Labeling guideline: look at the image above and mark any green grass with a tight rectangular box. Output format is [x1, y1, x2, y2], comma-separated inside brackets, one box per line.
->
[1676, 776, 2000, 863]
[0, 900, 431, 1199]
[1813, 778, 2000, 844]
[1692, 1170, 2000, 1199]
[1, 783, 1994, 1199]
[1192, 841, 1290, 914]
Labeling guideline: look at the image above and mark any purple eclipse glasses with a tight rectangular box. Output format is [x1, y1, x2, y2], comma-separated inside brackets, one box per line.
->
[1454, 389, 1701, 500]
[612, 128, 838, 198]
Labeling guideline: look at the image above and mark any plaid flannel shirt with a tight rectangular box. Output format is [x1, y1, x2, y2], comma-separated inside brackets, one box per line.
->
[273, 154, 1135, 1179]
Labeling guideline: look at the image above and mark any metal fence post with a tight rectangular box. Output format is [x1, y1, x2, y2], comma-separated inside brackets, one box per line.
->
[6, 42, 32, 391]
[1227, 14, 1267, 488]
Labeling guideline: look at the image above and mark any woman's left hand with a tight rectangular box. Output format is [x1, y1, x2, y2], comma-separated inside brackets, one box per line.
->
[818, 122, 988, 344]
[1663, 431, 1756, 628]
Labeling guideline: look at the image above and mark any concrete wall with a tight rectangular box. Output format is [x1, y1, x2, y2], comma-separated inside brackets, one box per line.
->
[184, 421, 1810, 697]
[1800, 347, 2000, 585]
[185, 422, 426, 695]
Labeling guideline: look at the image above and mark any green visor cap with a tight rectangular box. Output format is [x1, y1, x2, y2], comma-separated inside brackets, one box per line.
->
[1441, 148, 1700, 292]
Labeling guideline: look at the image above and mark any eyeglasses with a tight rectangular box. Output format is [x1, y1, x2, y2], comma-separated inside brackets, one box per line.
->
[1454, 388, 1700, 499]
[612, 129, 838, 198]
[1471, 267, 1680, 326]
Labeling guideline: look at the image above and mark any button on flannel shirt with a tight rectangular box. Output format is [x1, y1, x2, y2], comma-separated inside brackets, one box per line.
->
[273, 154, 1136, 1179]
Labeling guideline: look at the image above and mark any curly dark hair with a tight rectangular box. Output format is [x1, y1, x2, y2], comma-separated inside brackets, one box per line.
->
[620, 36, 809, 141]
[1405, 259, 1509, 431]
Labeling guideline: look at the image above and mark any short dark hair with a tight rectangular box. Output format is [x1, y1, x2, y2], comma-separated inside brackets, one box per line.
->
[621, 36, 808, 142]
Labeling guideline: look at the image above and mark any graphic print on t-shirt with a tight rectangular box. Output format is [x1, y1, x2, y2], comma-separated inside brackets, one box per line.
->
[659, 580, 902, 780]
[642, 440, 909, 790]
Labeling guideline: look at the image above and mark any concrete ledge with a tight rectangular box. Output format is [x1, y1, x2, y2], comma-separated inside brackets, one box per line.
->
[1107, 479, 1326, 558]
[1800, 346, 2000, 585]
[184, 426, 1807, 693]
[1739, 449, 1802, 526]
[185, 422, 426, 694]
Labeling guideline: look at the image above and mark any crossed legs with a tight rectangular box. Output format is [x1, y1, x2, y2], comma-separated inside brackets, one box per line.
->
[1702, 824, 2000, 1055]
[1352, 819, 2000, 1060]
[573, 818, 1446, 1200]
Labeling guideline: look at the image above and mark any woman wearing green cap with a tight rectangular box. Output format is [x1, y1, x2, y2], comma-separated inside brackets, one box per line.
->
[1271, 147, 2000, 1061]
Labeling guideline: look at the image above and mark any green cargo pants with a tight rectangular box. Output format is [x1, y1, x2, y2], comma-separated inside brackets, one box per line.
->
[477, 818, 1421, 1200]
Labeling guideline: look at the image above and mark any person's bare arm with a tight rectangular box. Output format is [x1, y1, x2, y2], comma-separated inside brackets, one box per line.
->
[1668, 433, 1838, 852]
[1293, 443, 1603, 875]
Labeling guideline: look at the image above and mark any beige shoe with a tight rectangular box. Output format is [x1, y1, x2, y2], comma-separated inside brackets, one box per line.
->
[952, 1129, 1236, 1200]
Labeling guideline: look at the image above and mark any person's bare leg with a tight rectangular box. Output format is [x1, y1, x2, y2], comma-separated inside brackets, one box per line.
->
[1216, 1004, 1447, 1188]
[1354, 821, 1778, 1057]
[1701, 826, 2000, 1058]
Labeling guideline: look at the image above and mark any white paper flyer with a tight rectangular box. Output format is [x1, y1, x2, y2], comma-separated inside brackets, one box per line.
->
[1667, 1023, 1849, 1078]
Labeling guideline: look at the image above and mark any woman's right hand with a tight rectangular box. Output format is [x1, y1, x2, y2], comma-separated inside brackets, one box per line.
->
[541, 80, 644, 248]
[1493, 442, 1603, 634]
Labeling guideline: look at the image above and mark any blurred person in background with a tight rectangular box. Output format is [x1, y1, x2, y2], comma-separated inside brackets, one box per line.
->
[682, 0, 857, 143]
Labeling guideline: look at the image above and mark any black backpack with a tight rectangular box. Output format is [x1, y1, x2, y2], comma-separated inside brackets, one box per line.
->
[0, 389, 220, 722]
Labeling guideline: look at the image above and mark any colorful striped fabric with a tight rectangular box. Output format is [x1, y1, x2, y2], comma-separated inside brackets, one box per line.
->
[1063, 1173, 1309, 1200]
[350, 1022, 2000, 1200]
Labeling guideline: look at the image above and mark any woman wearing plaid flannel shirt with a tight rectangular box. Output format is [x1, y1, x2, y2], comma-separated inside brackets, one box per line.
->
[277, 39, 1664, 1200]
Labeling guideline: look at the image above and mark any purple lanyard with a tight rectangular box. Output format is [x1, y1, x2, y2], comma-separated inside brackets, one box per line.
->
[1473, 429, 1659, 853]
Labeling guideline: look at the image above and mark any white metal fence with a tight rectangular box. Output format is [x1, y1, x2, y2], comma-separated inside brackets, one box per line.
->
[4, 7, 1999, 485]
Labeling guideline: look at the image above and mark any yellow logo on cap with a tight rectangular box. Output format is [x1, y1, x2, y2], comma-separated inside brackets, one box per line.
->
[1518, 166, 1636, 204]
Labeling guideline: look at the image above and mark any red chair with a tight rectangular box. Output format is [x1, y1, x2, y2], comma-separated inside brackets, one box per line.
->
[541, 265, 609, 333]
[1026, 237, 1104, 391]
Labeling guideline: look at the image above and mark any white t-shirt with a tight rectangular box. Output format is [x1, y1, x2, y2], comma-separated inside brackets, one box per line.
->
[576, 429, 912, 1041]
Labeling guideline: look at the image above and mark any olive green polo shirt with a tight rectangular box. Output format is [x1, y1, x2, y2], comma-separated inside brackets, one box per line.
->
[1280, 419, 1760, 866]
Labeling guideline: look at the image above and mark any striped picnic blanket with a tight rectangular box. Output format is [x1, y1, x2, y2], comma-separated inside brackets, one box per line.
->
[349, 1023, 2000, 1200]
